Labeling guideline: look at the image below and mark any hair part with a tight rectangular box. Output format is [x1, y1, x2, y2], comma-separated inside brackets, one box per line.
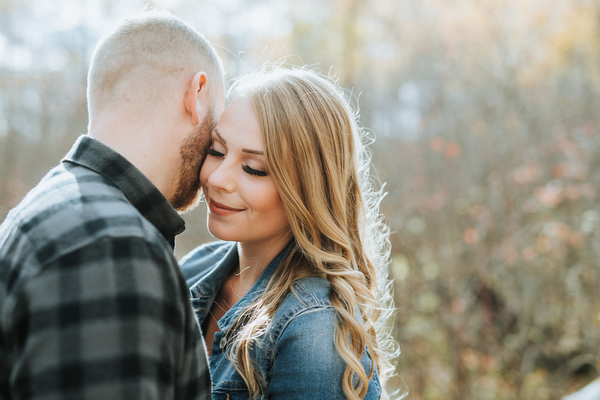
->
[87, 10, 224, 125]
[224, 66, 398, 400]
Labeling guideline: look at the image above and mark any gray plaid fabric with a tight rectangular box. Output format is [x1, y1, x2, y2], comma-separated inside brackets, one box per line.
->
[0, 135, 210, 400]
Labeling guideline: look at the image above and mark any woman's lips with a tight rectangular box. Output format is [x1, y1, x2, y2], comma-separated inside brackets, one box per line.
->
[209, 199, 244, 216]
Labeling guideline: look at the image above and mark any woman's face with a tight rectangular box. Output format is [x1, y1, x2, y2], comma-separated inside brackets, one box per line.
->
[200, 97, 292, 248]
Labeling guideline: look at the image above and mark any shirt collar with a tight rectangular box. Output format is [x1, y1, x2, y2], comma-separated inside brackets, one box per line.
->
[190, 241, 295, 332]
[62, 135, 185, 243]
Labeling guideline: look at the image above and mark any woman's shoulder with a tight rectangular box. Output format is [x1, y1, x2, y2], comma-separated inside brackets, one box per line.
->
[270, 276, 334, 330]
[290, 276, 332, 305]
[179, 240, 235, 286]
[263, 277, 382, 400]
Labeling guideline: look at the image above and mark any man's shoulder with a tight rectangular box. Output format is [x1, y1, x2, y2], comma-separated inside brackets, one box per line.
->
[1, 162, 160, 268]
[6, 162, 124, 225]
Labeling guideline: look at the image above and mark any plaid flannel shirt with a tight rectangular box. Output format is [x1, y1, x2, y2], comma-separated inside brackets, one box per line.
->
[0, 135, 210, 400]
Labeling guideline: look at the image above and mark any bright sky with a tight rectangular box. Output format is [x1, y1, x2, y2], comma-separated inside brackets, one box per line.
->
[1, 0, 293, 71]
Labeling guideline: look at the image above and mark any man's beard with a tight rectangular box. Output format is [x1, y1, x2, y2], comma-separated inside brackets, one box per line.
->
[170, 111, 214, 212]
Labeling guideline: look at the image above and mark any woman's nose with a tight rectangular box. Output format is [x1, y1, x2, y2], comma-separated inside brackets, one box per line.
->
[207, 160, 236, 193]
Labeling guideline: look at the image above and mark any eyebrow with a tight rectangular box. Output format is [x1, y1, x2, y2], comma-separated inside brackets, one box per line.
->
[242, 148, 264, 155]
[214, 128, 226, 143]
[214, 128, 264, 155]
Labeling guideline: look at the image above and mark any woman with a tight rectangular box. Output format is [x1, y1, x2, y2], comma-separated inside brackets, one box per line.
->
[180, 66, 396, 399]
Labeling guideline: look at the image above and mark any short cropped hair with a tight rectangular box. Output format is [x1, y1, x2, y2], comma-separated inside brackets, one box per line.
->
[87, 10, 223, 119]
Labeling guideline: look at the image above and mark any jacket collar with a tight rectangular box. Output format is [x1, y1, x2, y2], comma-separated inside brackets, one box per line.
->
[190, 241, 294, 333]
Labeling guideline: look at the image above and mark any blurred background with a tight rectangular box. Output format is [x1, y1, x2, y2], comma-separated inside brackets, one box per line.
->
[1, 0, 599, 398]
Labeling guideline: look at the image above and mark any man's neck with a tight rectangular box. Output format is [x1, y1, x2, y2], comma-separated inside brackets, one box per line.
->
[88, 118, 178, 200]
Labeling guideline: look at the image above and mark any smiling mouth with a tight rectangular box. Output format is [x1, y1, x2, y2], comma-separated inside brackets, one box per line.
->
[209, 199, 244, 215]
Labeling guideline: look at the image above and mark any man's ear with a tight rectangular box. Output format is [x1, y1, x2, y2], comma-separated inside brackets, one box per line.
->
[185, 71, 208, 126]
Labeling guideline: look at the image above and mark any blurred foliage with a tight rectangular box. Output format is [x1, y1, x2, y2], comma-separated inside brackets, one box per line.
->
[2, 0, 600, 399]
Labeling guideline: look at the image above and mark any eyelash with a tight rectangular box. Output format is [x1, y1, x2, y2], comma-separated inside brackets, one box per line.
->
[207, 148, 224, 157]
[242, 165, 268, 177]
[206, 148, 268, 177]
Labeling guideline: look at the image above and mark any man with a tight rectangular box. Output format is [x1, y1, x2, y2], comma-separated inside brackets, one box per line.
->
[0, 10, 224, 399]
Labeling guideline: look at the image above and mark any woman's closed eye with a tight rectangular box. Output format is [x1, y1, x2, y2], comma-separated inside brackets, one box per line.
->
[208, 147, 267, 177]
[242, 164, 268, 177]
[207, 148, 225, 157]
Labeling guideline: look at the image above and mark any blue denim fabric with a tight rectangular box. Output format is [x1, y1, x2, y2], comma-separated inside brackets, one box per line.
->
[180, 241, 382, 400]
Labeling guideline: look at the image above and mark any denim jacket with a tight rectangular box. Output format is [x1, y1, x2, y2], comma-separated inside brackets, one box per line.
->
[180, 241, 382, 400]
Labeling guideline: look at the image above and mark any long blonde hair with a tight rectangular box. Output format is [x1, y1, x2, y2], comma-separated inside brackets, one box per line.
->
[225, 66, 396, 399]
